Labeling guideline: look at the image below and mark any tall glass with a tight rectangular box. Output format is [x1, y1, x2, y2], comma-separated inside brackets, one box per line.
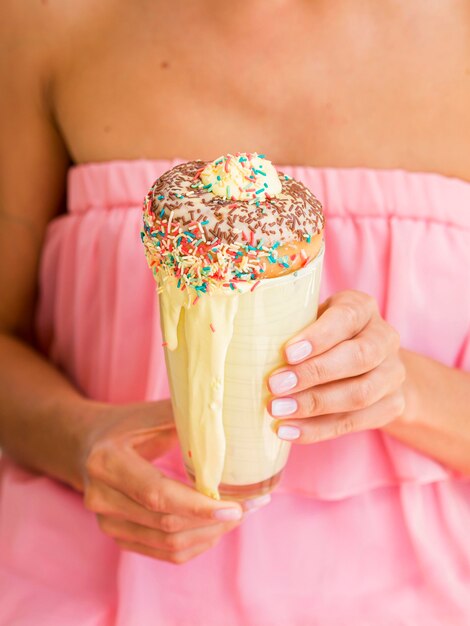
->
[162, 245, 324, 500]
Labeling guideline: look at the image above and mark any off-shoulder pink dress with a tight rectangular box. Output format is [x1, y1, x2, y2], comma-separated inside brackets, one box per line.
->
[1, 161, 470, 626]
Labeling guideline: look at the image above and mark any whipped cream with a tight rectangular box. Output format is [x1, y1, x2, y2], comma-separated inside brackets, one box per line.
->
[200, 153, 282, 202]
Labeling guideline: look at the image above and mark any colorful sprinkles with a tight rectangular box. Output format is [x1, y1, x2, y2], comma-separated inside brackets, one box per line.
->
[141, 157, 324, 298]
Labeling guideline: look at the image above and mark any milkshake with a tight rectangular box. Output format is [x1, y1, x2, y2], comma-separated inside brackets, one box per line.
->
[142, 153, 324, 500]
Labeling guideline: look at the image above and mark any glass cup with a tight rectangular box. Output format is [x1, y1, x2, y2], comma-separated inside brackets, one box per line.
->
[161, 244, 324, 500]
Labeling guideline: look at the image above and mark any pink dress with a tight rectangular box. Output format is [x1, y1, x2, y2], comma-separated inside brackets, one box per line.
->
[1, 160, 470, 626]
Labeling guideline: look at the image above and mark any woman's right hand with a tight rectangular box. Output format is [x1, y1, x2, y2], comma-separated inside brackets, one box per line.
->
[81, 400, 248, 564]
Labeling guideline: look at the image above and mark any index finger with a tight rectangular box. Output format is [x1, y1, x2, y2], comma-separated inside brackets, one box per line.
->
[101, 446, 243, 522]
[285, 290, 377, 364]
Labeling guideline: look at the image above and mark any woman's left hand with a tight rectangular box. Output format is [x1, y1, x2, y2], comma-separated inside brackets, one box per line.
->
[267, 290, 407, 443]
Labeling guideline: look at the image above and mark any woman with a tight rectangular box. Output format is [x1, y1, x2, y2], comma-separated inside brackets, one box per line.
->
[1, 1, 470, 624]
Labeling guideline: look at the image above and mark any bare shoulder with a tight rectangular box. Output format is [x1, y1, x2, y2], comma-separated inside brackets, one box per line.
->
[0, 0, 64, 60]
[0, 0, 112, 75]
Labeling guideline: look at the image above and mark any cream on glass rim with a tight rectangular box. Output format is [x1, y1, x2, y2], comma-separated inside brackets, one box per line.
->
[142, 152, 325, 500]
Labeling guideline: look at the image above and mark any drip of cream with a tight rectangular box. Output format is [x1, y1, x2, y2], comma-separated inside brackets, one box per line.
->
[159, 278, 240, 499]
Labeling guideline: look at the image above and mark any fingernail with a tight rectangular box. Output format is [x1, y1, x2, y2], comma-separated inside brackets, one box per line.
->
[286, 340, 312, 363]
[277, 425, 301, 441]
[269, 371, 298, 394]
[212, 508, 243, 521]
[244, 494, 271, 511]
[271, 398, 297, 417]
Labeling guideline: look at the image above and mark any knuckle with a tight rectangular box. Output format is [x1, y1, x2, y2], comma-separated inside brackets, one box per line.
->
[141, 487, 164, 512]
[85, 444, 114, 480]
[84, 450, 102, 480]
[350, 290, 376, 310]
[364, 293, 377, 311]
[159, 515, 182, 533]
[168, 551, 189, 565]
[303, 357, 327, 384]
[340, 303, 360, 330]
[334, 417, 356, 437]
[306, 390, 323, 416]
[355, 339, 378, 369]
[163, 532, 186, 552]
[352, 378, 375, 408]
[188, 502, 208, 519]
[334, 289, 355, 304]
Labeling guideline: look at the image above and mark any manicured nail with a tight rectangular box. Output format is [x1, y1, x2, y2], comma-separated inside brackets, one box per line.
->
[286, 340, 312, 363]
[269, 371, 298, 394]
[271, 398, 297, 417]
[213, 508, 243, 521]
[277, 425, 301, 441]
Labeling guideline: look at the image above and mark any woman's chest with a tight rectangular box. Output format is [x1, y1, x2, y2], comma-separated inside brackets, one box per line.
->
[53, 0, 470, 179]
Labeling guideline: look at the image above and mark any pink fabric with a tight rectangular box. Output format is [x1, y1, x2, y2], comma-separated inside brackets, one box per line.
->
[1, 160, 470, 625]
